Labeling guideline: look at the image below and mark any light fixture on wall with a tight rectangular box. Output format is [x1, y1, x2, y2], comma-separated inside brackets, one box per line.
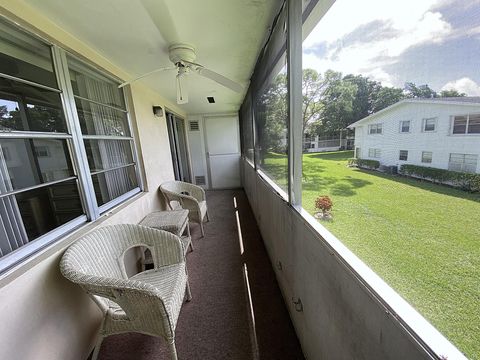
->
[152, 106, 164, 117]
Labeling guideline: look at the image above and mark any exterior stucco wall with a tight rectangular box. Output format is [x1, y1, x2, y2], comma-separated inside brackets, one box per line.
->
[0, 2, 186, 360]
[354, 102, 480, 172]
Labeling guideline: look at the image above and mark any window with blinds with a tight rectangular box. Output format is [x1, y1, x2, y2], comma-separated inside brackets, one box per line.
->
[448, 153, 478, 173]
[67, 56, 139, 207]
[0, 19, 140, 270]
[452, 114, 480, 134]
[0, 22, 84, 257]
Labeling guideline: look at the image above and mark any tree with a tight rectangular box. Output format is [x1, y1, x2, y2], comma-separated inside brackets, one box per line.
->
[344, 74, 382, 120]
[371, 86, 405, 112]
[302, 69, 326, 136]
[439, 89, 466, 97]
[309, 72, 406, 136]
[319, 70, 358, 133]
[404, 82, 437, 98]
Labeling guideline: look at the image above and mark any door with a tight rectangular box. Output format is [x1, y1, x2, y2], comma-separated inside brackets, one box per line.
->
[166, 112, 191, 183]
[204, 115, 241, 189]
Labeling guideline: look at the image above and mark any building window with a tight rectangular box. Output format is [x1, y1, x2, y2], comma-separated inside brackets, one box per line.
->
[423, 118, 437, 132]
[310, 143, 315, 148]
[452, 114, 480, 134]
[0, 22, 85, 261]
[400, 120, 410, 133]
[67, 55, 139, 208]
[0, 19, 140, 270]
[452, 115, 467, 134]
[421, 151, 433, 164]
[399, 150, 408, 161]
[469, 114, 480, 133]
[448, 153, 478, 173]
[368, 123, 382, 134]
[368, 148, 381, 158]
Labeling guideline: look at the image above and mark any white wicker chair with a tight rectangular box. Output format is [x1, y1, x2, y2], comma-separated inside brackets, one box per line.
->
[160, 181, 209, 237]
[60, 224, 191, 360]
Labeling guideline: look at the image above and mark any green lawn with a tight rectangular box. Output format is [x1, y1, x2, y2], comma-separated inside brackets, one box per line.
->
[263, 151, 480, 359]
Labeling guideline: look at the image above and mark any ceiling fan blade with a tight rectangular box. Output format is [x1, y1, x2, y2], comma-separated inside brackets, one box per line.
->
[118, 66, 176, 88]
[193, 66, 243, 93]
[140, 0, 180, 44]
[176, 74, 188, 104]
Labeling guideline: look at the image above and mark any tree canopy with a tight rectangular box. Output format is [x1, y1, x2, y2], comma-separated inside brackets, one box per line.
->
[255, 68, 469, 153]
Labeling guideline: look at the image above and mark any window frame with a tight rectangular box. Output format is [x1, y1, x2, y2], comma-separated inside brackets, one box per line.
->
[399, 150, 408, 161]
[65, 53, 142, 211]
[368, 148, 381, 158]
[451, 113, 480, 135]
[399, 120, 411, 133]
[448, 153, 478, 173]
[421, 151, 433, 164]
[368, 123, 383, 135]
[422, 117, 437, 132]
[0, 23, 142, 273]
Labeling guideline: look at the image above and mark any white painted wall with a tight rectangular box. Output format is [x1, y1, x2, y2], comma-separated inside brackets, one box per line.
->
[354, 102, 480, 172]
[0, 3, 187, 360]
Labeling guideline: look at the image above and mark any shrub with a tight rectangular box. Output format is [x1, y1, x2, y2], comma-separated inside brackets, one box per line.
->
[399, 164, 480, 192]
[349, 158, 380, 170]
[315, 195, 333, 215]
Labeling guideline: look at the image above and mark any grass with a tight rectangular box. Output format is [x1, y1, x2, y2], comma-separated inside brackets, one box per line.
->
[263, 150, 480, 359]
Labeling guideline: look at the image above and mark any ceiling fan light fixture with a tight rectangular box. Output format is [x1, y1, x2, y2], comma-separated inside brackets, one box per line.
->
[118, 43, 243, 101]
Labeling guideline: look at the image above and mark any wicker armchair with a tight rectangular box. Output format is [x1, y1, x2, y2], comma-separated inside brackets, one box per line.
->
[160, 181, 209, 237]
[60, 224, 191, 360]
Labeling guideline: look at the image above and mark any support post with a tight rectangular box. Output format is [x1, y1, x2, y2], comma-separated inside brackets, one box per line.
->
[287, 0, 303, 206]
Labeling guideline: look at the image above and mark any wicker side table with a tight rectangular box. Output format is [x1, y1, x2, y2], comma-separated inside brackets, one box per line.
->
[139, 210, 192, 267]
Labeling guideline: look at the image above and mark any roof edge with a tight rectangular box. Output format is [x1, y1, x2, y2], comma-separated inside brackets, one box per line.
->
[348, 98, 480, 128]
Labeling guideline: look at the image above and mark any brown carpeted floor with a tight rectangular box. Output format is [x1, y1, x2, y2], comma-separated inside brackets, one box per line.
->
[96, 189, 304, 360]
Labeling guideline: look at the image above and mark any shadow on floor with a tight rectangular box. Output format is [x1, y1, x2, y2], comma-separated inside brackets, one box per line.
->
[94, 189, 304, 360]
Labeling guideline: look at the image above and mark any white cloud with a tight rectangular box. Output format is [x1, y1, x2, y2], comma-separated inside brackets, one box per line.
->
[441, 77, 480, 96]
[302, 0, 452, 85]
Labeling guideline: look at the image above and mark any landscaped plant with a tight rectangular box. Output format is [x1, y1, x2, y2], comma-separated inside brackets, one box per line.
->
[400, 164, 480, 192]
[314, 195, 333, 220]
[347, 158, 357, 167]
[348, 158, 380, 170]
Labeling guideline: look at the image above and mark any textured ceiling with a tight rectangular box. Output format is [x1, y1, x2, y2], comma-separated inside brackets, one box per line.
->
[23, 0, 280, 114]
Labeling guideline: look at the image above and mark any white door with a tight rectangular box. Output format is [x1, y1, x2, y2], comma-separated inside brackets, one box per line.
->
[204, 116, 241, 189]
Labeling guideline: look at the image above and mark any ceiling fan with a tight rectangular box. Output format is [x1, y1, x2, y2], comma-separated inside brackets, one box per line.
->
[118, 43, 243, 104]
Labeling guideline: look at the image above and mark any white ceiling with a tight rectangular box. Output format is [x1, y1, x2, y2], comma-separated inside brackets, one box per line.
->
[23, 0, 280, 114]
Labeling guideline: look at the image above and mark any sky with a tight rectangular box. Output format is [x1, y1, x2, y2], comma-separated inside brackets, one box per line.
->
[303, 0, 480, 95]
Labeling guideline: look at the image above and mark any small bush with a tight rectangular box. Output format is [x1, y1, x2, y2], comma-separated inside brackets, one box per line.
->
[315, 195, 333, 215]
[399, 164, 480, 192]
[349, 158, 380, 170]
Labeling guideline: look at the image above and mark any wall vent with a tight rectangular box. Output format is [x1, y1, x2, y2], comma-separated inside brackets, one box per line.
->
[189, 121, 200, 131]
[195, 176, 206, 185]
[207, 96, 215, 103]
